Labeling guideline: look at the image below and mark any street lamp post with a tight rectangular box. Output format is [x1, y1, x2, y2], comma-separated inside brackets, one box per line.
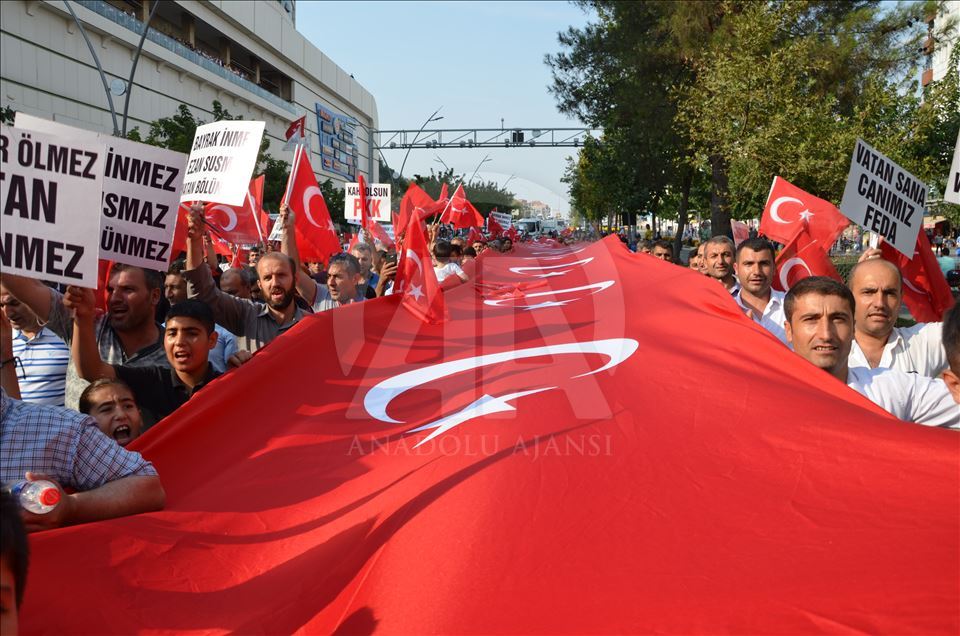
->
[468, 154, 492, 185]
[399, 108, 443, 178]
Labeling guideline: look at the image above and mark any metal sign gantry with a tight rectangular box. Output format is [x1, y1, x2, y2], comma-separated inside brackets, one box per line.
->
[374, 127, 599, 150]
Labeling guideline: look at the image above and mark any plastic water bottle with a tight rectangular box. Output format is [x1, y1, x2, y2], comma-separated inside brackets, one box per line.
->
[7, 480, 61, 514]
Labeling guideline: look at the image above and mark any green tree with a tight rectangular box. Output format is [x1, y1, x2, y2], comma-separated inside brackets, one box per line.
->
[410, 168, 518, 218]
[548, 0, 935, 237]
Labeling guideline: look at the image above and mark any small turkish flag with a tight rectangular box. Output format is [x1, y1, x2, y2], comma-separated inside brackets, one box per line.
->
[367, 219, 395, 250]
[394, 212, 445, 323]
[397, 183, 444, 232]
[203, 176, 267, 245]
[761, 177, 849, 246]
[441, 184, 484, 229]
[466, 227, 484, 245]
[881, 230, 955, 322]
[772, 226, 843, 292]
[282, 145, 341, 263]
[285, 115, 306, 141]
[487, 214, 505, 238]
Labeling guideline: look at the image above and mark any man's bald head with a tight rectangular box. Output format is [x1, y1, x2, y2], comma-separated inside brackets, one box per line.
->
[848, 258, 903, 340]
[848, 258, 902, 292]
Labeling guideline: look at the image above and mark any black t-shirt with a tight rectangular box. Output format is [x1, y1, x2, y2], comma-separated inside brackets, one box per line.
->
[113, 363, 221, 429]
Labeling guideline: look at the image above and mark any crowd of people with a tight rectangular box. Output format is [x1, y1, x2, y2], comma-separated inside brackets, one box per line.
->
[1, 209, 958, 627]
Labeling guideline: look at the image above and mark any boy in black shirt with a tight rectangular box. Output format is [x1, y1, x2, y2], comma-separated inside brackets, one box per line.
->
[67, 289, 221, 427]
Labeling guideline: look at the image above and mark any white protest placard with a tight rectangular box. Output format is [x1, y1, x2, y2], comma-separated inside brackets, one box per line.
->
[945, 131, 960, 205]
[181, 120, 264, 206]
[0, 125, 103, 287]
[15, 113, 187, 269]
[344, 182, 391, 223]
[839, 138, 926, 258]
[490, 210, 513, 229]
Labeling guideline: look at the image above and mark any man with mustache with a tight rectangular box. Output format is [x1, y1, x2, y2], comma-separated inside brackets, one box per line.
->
[847, 256, 947, 378]
[784, 277, 957, 427]
[182, 204, 309, 357]
[733, 238, 788, 345]
[0, 266, 168, 418]
[703, 236, 739, 293]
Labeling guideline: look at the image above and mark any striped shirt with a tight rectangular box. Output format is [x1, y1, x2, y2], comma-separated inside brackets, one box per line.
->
[11, 327, 70, 406]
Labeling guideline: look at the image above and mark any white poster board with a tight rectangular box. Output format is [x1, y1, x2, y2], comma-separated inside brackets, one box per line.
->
[490, 211, 513, 229]
[0, 125, 103, 287]
[945, 131, 960, 206]
[839, 138, 925, 258]
[181, 120, 264, 206]
[15, 113, 187, 268]
[344, 182, 391, 223]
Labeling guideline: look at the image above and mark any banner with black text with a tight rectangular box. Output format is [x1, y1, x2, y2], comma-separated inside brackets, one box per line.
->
[0, 125, 103, 287]
[180, 120, 264, 206]
[839, 138, 925, 258]
[15, 113, 187, 269]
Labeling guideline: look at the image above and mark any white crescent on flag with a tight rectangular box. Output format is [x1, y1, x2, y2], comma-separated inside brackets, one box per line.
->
[208, 205, 238, 232]
[363, 338, 640, 425]
[779, 257, 813, 290]
[769, 196, 806, 224]
[302, 186, 325, 228]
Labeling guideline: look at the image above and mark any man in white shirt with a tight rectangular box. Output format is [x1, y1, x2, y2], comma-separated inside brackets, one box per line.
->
[784, 277, 957, 427]
[846, 257, 946, 377]
[942, 303, 960, 404]
[732, 238, 788, 346]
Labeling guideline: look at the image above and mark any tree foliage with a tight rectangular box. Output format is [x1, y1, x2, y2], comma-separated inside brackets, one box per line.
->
[548, 0, 954, 237]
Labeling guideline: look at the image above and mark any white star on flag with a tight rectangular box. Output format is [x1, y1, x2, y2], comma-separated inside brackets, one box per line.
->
[799, 210, 814, 221]
[408, 284, 424, 301]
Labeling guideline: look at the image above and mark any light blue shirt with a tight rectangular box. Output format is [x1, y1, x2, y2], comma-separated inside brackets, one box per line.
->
[11, 327, 70, 406]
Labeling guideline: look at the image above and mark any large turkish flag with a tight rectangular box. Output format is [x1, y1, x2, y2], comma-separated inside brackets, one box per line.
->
[20, 237, 959, 634]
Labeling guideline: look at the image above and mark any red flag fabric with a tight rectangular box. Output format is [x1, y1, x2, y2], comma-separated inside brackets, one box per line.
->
[881, 231, 955, 322]
[505, 225, 519, 242]
[357, 174, 371, 231]
[347, 231, 361, 251]
[229, 245, 249, 269]
[285, 115, 306, 141]
[20, 237, 959, 634]
[169, 202, 192, 261]
[394, 212, 445, 323]
[466, 227, 485, 246]
[95, 259, 114, 312]
[283, 146, 342, 263]
[203, 176, 266, 245]
[487, 213, 505, 238]
[772, 226, 843, 292]
[397, 183, 445, 233]
[441, 184, 485, 229]
[731, 219, 750, 246]
[367, 220, 396, 250]
[760, 176, 849, 246]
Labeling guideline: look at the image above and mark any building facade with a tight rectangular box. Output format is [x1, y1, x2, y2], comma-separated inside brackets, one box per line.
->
[922, 0, 960, 87]
[0, 0, 378, 187]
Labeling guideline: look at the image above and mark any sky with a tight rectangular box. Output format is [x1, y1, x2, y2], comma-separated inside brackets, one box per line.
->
[296, 1, 595, 216]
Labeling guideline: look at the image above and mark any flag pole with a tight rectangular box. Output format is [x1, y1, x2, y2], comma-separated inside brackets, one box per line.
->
[247, 188, 265, 245]
[283, 144, 301, 208]
[433, 179, 462, 228]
